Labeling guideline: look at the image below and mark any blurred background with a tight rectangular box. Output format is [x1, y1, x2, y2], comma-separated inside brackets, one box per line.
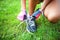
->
[0, 0, 60, 40]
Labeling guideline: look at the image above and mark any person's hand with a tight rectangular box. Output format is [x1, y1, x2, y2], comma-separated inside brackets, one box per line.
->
[39, 9, 43, 14]
[17, 10, 27, 21]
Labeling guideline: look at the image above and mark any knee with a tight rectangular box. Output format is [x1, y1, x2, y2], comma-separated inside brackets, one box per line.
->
[47, 13, 59, 23]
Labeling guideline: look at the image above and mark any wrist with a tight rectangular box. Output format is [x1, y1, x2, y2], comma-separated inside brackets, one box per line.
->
[39, 9, 42, 13]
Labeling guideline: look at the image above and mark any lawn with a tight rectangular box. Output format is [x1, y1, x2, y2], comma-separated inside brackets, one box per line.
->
[0, 0, 60, 40]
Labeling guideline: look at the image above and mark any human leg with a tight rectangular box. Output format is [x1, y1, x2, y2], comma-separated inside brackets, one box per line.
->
[28, 0, 41, 16]
[44, 0, 60, 23]
[17, 0, 26, 21]
[26, 0, 41, 33]
[21, 0, 26, 10]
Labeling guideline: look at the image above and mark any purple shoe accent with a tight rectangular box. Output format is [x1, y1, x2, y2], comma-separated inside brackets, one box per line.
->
[17, 10, 27, 21]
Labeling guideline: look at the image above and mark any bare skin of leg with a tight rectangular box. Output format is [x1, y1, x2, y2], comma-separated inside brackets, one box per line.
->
[21, 0, 26, 10]
[44, 0, 60, 23]
[29, 0, 41, 16]
[41, 0, 51, 11]
[28, 0, 60, 23]
[28, 0, 51, 16]
[29, 0, 37, 16]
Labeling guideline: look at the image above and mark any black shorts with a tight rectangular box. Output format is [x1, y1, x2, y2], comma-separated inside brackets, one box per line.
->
[40, 0, 43, 2]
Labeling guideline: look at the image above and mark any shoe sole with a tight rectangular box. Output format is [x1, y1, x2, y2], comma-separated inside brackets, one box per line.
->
[26, 27, 34, 34]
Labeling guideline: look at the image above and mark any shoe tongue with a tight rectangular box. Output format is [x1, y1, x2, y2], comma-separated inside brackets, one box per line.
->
[27, 14, 36, 20]
[26, 14, 29, 19]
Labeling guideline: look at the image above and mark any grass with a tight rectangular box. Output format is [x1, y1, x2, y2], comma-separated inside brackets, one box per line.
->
[0, 0, 60, 40]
